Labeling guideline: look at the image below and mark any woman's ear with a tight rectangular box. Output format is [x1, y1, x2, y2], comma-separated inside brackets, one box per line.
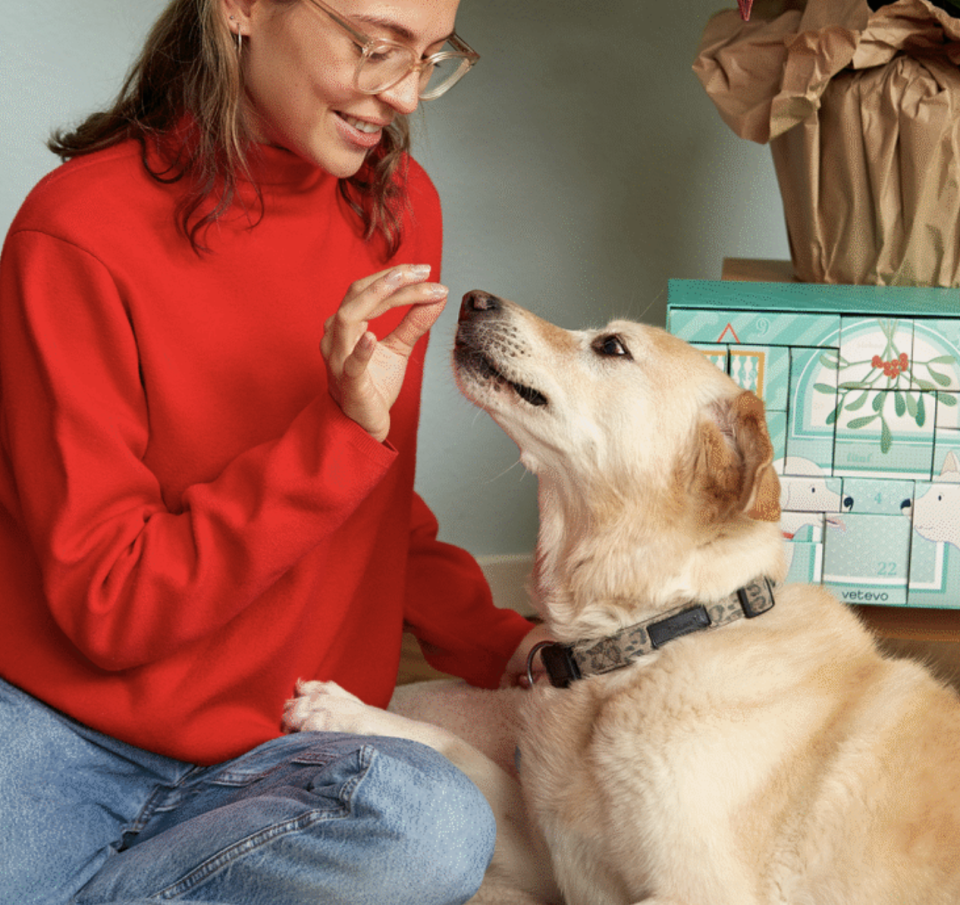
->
[221, 0, 255, 35]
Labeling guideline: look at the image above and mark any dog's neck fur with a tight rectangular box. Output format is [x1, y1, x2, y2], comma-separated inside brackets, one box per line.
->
[532, 472, 787, 645]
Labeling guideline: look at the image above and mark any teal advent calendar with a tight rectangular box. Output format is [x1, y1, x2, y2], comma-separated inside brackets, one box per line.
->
[668, 280, 960, 609]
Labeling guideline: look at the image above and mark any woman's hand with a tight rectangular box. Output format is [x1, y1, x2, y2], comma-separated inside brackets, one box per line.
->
[321, 265, 448, 443]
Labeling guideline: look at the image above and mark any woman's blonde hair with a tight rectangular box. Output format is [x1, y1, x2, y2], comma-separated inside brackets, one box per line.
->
[48, 0, 410, 256]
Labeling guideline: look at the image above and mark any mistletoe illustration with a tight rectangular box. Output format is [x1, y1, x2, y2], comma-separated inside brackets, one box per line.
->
[815, 319, 958, 454]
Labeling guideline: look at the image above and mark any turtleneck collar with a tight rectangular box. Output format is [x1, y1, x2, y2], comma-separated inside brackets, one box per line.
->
[241, 143, 335, 192]
[145, 116, 337, 195]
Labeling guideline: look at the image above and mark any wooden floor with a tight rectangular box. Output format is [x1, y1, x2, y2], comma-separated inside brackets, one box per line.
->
[397, 633, 453, 685]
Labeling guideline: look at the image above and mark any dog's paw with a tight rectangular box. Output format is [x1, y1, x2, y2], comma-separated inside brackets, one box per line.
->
[295, 679, 364, 706]
[282, 680, 374, 735]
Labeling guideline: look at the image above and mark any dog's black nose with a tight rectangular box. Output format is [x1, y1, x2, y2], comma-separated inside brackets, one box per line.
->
[460, 290, 502, 319]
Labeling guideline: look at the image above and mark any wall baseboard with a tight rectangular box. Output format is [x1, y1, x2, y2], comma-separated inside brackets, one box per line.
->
[477, 553, 536, 618]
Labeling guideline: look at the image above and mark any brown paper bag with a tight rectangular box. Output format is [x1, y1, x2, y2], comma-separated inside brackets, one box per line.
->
[694, 0, 960, 286]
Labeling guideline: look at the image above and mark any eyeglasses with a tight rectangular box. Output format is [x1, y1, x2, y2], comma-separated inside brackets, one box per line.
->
[302, 0, 480, 100]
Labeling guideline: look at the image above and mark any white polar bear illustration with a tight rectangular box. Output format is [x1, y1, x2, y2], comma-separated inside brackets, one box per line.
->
[905, 452, 960, 552]
[775, 458, 850, 576]
[776, 456, 851, 536]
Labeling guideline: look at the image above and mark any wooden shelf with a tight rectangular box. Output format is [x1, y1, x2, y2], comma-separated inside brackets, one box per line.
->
[854, 607, 960, 694]
[853, 606, 959, 643]
[721, 257, 797, 283]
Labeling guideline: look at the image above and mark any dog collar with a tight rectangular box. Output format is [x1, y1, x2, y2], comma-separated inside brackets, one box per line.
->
[528, 578, 776, 689]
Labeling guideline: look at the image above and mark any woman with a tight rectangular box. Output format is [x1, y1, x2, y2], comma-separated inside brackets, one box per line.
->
[0, 0, 544, 902]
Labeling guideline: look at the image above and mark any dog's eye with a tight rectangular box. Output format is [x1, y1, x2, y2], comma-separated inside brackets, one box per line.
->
[593, 334, 632, 359]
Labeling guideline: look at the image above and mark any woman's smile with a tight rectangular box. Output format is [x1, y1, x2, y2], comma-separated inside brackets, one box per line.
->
[334, 110, 389, 150]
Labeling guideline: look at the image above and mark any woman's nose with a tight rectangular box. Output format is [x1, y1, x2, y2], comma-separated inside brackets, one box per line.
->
[377, 70, 421, 116]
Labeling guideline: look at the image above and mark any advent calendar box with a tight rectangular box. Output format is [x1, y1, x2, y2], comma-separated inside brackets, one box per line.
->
[668, 279, 960, 609]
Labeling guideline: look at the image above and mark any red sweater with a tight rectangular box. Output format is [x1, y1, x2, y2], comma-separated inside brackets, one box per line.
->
[0, 139, 531, 764]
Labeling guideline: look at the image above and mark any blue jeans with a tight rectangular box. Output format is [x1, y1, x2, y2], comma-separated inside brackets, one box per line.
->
[0, 678, 495, 905]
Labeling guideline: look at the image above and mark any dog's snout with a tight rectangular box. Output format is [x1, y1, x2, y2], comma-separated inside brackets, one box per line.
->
[460, 290, 503, 320]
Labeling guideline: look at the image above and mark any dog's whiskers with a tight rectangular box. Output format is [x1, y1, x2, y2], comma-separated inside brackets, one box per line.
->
[482, 456, 526, 486]
[631, 285, 667, 325]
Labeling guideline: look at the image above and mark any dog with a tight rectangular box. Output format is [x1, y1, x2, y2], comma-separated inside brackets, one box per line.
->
[286, 292, 960, 905]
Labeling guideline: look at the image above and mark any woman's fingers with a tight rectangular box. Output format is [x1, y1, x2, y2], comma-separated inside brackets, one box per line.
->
[381, 293, 447, 356]
[321, 265, 444, 365]
[321, 265, 449, 442]
[341, 264, 434, 322]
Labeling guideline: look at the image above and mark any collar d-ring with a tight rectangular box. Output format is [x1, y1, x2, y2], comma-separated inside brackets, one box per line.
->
[526, 640, 554, 687]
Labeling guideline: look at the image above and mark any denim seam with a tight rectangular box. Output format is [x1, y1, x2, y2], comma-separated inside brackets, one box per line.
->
[150, 745, 375, 899]
[206, 760, 287, 787]
[123, 765, 207, 840]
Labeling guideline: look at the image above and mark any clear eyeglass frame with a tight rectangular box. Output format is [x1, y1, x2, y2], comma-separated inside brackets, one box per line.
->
[301, 0, 480, 100]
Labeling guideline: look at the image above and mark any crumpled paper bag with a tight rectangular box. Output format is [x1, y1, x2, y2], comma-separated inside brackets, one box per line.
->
[694, 0, 960, 286]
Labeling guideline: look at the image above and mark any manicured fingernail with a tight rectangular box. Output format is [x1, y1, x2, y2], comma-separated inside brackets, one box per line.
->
[424, 284, 448, 299]
[410, 264, 432, 279]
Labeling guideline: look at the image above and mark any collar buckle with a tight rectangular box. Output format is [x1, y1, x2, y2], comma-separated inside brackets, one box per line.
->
[538, 642, 582, 689]
[737, 578, 776, 618]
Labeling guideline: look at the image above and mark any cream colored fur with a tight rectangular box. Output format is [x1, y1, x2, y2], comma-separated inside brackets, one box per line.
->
[286, 293, 960, 905]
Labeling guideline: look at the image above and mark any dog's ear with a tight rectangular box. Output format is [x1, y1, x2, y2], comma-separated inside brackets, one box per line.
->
[693, 390, 781, 525]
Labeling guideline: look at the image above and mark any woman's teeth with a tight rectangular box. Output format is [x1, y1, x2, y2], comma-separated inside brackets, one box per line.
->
[341, 114, 380, 134]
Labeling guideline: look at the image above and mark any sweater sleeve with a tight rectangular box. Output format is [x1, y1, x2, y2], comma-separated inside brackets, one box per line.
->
[0, 229, 396, 671]
[402, 492, 534, 687]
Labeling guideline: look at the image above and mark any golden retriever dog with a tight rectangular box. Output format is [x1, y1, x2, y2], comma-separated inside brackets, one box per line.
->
[286, 291, 960, 905]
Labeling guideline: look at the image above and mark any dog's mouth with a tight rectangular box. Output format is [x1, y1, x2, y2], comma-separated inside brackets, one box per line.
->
[486, 357, 549, 407]
[454, 341, 548, 408]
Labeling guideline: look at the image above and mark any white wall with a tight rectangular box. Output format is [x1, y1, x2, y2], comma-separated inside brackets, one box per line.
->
[1, 0, 791, 559]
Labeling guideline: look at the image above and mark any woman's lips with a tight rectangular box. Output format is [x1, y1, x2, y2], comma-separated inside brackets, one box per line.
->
[335, 112, 386, 149]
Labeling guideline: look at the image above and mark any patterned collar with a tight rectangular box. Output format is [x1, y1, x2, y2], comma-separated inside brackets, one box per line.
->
[528, 578, 776, 689]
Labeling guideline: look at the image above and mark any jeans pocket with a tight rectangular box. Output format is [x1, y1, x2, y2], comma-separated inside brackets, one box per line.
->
[291, 749, 338, 767]
[204, 736, 350, 789]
